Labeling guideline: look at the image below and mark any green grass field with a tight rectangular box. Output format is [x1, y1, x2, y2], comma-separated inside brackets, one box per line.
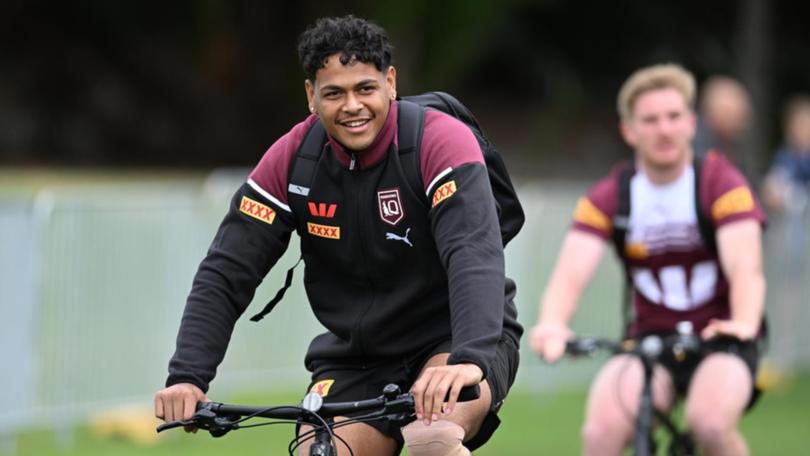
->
[10, 375, 809, 456]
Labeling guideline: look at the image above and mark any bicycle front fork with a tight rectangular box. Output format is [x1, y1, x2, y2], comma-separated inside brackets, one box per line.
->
[634, 357, 656, 456]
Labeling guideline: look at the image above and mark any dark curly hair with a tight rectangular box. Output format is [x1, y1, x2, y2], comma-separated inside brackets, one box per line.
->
[297, 15, 393, 82]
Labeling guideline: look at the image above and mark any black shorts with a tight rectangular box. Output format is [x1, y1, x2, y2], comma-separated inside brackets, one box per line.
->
[652, 335, 761, 408]
[302, 336, 520, 453]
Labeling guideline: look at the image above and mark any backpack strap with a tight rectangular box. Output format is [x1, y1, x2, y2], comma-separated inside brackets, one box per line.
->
[249, 257, 302, 322]
[612, 161, 636, 336]
[396, 99, 427, 201]
[693, 154, 769, 350]
[612, 162, 635, 261]
[692, 153, 717, 255]
[288, 120, 328, 199]
[250, 120, 327, 323]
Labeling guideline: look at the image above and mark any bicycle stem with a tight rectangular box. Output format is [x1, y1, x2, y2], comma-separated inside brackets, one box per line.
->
[309, 430, 336, 456]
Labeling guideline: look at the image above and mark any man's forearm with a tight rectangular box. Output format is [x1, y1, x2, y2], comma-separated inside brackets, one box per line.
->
[538, 280, 580, 326]
[729, 269, 766, 331]
[717, 220, 766, 335]
[537, 230, 606, 326]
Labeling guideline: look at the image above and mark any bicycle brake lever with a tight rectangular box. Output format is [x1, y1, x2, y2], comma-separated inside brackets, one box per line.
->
[158, 407, 238, 437]
[155, 405, 220, 433]
[156, 420, 196, 433]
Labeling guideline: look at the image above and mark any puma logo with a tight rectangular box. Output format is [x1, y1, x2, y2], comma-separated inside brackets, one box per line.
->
[386, 228, 413, 247]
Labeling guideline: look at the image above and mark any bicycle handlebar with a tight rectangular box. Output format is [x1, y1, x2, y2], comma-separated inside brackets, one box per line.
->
[156, 383, 480, 436]
[565, 331, 710, 363]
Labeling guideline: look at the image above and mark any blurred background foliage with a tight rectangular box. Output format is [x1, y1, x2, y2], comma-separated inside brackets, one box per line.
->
[1, 0, 808, 178]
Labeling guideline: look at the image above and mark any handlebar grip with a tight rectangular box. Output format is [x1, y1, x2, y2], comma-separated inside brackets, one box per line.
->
[565, 338, 595, 356]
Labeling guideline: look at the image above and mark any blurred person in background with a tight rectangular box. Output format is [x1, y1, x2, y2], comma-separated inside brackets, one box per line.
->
[693, 76, 756, 184]
[153, 14, 522, 456]
[762, 95, 810, 221]
[760, 95, 810, 369]
[530, 64, 766, 456]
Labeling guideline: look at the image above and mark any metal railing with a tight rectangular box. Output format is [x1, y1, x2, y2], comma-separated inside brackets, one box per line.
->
[1, 173, 807, 443]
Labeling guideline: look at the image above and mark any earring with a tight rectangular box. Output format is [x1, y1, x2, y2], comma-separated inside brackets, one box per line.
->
[391, 91, 397, 100]
[309, 105, 316, 113]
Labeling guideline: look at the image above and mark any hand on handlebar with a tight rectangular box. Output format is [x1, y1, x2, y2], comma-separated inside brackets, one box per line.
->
[154, 383, 209, 432]
[410, 363, 483, 426]
[529, 322, 574, 364]
[700, 318, 758, 341]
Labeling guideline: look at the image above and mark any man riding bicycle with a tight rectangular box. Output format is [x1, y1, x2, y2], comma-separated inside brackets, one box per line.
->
[530, 64, 766, 456]
[154, 15, 522, 456]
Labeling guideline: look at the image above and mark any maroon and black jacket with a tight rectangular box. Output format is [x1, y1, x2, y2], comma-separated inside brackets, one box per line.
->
[167, 101, 523, 392]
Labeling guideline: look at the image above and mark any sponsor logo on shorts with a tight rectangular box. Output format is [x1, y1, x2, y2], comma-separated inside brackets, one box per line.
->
[310, 379, 335, 397]
[240, 196, 276, 225]
[431, 180, 457, 207]
[307, 222, 340, 239]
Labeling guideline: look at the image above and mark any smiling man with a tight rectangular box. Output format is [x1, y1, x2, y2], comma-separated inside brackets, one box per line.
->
[154, 15, 522, 456]
[530, 64, 766, 456]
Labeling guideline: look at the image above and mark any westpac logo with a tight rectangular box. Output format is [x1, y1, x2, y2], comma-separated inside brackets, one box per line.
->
[308, 202, 337, 218]
[432, 180, 457, 207]
[377, 188, 404, 226]
[239, 196, 276, 224]
[307, 222, 340, 239]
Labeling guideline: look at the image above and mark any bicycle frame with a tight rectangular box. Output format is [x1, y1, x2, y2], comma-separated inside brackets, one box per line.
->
[566, 331, 703, 456]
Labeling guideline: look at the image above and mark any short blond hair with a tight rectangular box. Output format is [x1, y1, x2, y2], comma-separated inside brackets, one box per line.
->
[617, 63, 696, 120]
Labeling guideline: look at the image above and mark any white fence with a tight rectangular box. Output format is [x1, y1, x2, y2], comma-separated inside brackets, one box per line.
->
[1, 172, 808, 441]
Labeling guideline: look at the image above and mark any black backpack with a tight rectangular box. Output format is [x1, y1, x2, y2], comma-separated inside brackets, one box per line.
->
[250, 91, 524, 322]
[395, 92, 525, 246]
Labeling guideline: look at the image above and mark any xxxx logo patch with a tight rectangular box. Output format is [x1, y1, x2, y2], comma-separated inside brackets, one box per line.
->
[307, 222, 340, 239]
[239, 196, 276, 225]
[310, 379, 335, 397]
[431, 180, 457, 207]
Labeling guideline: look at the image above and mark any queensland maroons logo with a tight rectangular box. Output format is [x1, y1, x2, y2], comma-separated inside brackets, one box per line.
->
[377, 188, 404, 226]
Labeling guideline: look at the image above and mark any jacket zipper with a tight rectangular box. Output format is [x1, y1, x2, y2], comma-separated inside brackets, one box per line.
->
[350, 163, 375, 357]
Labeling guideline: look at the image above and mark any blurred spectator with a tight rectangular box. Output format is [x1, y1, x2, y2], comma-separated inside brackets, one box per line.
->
[762, 95, 810, 214]
[693, 76, 755, 182]
[760, 95, 810, 370]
